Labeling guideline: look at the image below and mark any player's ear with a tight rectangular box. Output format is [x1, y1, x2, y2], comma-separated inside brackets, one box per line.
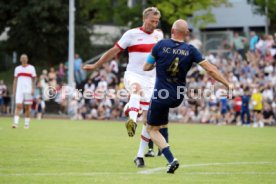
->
[171, 28, 174, 35]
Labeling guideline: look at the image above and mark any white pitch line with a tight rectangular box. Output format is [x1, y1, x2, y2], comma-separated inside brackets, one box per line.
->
[1, 172, 276, 177]
[0, 172, 133, 177]
[178, 172, 276, 175]
[0, 162, 275, 177]
[138, 161, 276, 174]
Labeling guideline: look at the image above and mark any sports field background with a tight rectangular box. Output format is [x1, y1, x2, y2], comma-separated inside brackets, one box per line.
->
[0, 117, 275, 184]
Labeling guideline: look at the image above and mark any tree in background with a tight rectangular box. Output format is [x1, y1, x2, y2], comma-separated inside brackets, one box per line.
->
[248, 0, 276, 31]
[0, 0, 109, 66]
[0, 0, 229, 67]
[104, 0, 229, 34]
[80, 0, 229, 35]
[152, 0, 229, 33]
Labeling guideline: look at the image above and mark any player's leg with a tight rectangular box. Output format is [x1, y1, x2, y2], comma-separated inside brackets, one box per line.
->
[23, 93, 33, 129]
[125, 82, 141, 137]
[24, 105, 31, 129]
[253, 110, 258, 127]
[147, 125, 166, 148]
[246, 110, 250, 126]
[147, 125, 179, 174]
[145, 140, 155, 157]
[134, 111, 151, 167]
[13, 92, 24, 128]
[258, 111, 264, 127]
[157, 125, 169, 156]
[147, 101, 179, 174]
[13, 104, 23, 128]
[135, 77, 156, 165]
[240, 110, 245, 126]
[123, 72, 142, 137]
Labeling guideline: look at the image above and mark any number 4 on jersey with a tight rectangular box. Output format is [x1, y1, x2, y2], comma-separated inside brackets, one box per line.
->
[167, 57, 180, 77]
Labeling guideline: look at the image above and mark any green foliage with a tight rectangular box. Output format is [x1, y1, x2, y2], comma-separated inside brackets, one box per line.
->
[0, 0, 229, 67]
[152, 0, 228, 29]
[248, 0, 276, 31]
[79, 0, 114, 24]
[79, 0, 229, 34]
[0, 0, 93, 66]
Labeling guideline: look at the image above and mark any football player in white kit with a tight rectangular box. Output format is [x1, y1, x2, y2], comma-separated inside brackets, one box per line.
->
[12, 54, 36, 129]
[83, 7, 164, 167]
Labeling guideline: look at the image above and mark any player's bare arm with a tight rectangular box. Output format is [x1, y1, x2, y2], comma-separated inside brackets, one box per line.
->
[143, 62, 154, 71]
[143, 54, 155, 71]
[199, 60, 233, 90]
[32, 77, 37, 95]
[82, 46, 121, 71]
[12, 77, 17, 96]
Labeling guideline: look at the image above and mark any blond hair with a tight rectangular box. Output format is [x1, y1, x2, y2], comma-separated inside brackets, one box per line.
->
[143, 7, 161, 18]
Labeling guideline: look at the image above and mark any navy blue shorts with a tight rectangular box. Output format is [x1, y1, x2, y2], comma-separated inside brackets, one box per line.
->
[147, 100, 170, 126]
[221, 108, 228, 115]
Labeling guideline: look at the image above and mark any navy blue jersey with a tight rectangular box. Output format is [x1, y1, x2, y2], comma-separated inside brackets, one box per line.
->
[220, 98, 228, 111]
[241, 95, 250, 111]
[151, 39, 205, 107]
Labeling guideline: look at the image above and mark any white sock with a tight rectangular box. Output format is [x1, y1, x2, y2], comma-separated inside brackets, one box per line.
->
[14, 115, 19, 125]
[128, 94, 141, 122]
[25, 118, 30, 126]
[137, 124, 150, 158]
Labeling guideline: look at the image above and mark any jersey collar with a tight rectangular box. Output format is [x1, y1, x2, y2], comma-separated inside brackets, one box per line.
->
[171, 38, 184, 43]
[22, 64, 29, 68]
[139, 27, 153, 34]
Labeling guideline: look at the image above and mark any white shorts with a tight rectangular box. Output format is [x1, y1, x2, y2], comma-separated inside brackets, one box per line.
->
[124, 71, 155, 110]
[16, 92, 33, 105]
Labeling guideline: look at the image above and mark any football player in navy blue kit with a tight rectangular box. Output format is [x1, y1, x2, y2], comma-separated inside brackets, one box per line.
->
[143, 19, 233, 174]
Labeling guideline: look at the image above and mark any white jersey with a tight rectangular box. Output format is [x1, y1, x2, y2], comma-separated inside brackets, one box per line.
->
[116, 27, 163, 77]
[14, 64, 36, 93]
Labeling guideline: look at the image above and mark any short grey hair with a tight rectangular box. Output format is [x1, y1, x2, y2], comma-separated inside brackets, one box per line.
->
[143, 7, 161, 18]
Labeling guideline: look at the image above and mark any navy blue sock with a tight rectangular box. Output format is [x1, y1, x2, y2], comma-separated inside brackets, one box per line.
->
[162, 146, 174, 163]
[148, 140, 154, 149]
[160, 128, 168, 143]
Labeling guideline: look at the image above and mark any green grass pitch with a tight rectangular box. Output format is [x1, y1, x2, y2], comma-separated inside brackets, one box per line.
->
[0, 117, 276, 184]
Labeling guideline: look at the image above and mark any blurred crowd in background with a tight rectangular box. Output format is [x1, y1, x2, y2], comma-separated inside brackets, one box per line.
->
[1, 31, 276, 127]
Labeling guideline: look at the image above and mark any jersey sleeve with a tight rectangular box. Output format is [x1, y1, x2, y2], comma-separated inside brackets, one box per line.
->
[31, 66, 37, 77]
[116, 30, 132, 50]
[191, 45, 205, 64]
[14, 67, 18, 77]
[151, 40, 162, 58]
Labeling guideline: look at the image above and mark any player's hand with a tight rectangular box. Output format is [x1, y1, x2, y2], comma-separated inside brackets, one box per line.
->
[82, 64, 97, 71]
[227, 83, 234, 91]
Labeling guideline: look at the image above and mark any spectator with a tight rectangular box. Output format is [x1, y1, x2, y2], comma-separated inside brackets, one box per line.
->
[262, 103, 275, 126]
[0, 80, 7, 114]
[232, 95, 242, 125]
[97, 76, 108, 91]
[256, 35, 267, 59]
[233, 32, 247, 60]
[57, 63, 66, 84]
[74, 54, 86, 85]
[48, 67, 57, 88]
[40, 69, 49, 100]
[251, 88, 264, 128]
[241, 87, 251, 126]
[109, 57, 119, 75]
[36, 97, 46, 120]
[249, 31, 259, 53]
